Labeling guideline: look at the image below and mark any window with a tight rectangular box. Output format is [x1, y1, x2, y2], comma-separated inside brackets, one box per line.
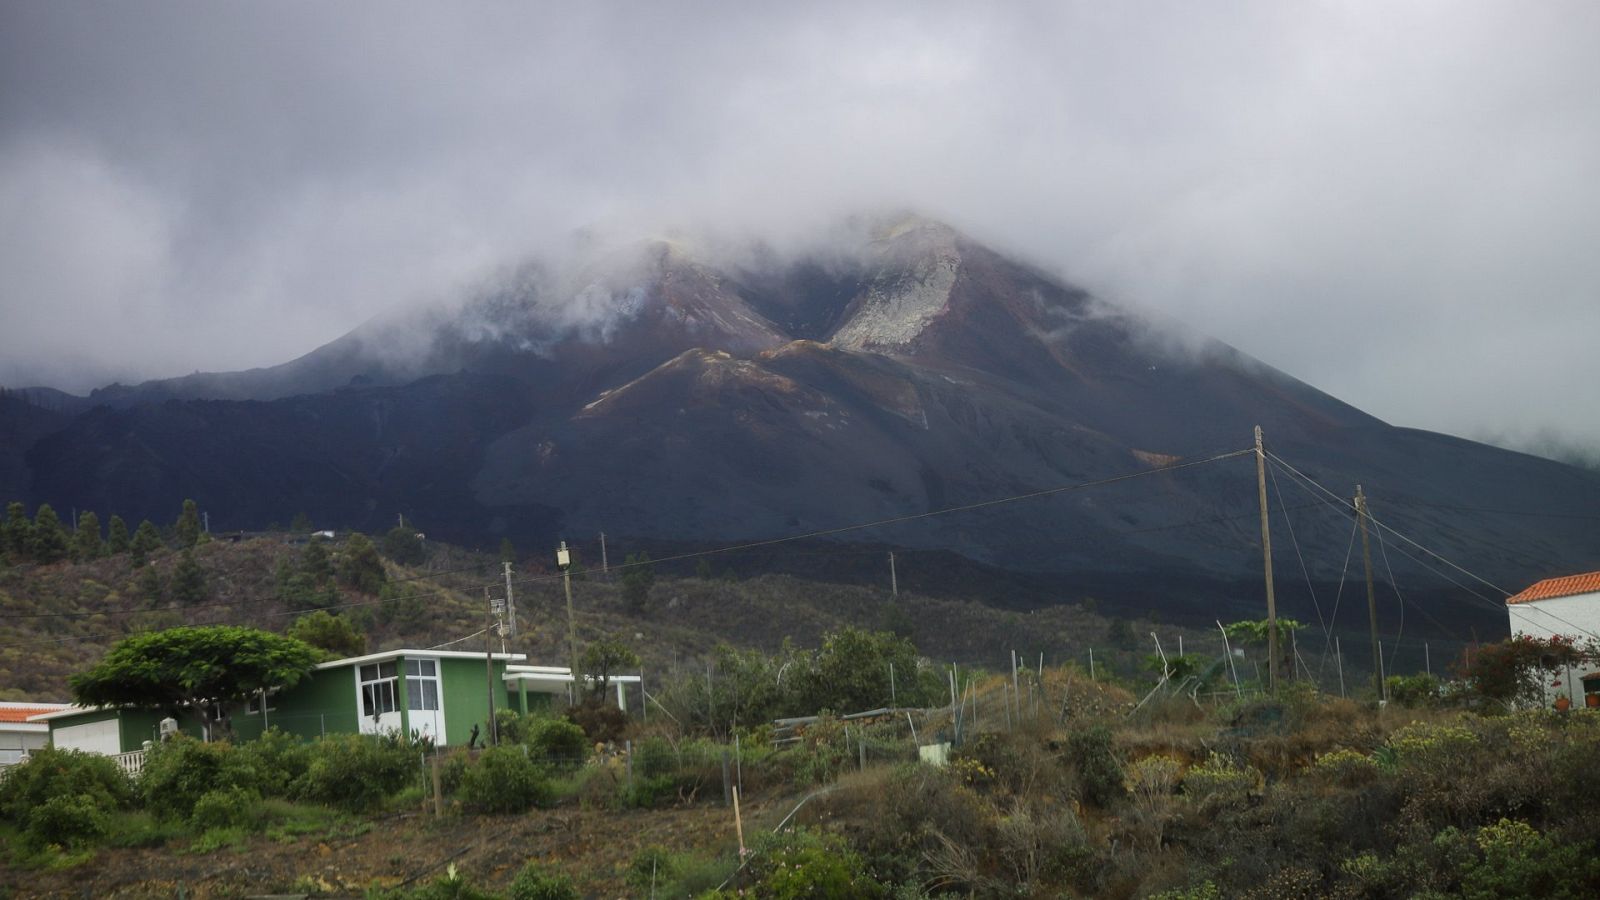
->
[405, 658, 440, 711]
[246, 690, 277, 715]
[360, 661, 399, 717]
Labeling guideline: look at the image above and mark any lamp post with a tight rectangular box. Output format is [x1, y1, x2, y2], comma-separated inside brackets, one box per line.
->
[558, 540, 578, 705]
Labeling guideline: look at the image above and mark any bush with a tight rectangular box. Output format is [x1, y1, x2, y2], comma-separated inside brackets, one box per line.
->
[0, 746, 133, 826]
[190, 785, 263, 831]
[234, 727, 314, 798]
[1310, 748, 1380, 787]
[139, 737, 255, 820]
[298, 734, 414, 812]
[739, 828, 884, 898]
[1386, 673, 1444, 708]
[528, 718, 590, 767]
[1064, 726, 1124, 808]
[458, 747, 552, 813]
[26, 794, 110, 848]
[508, 861, 579, 900]
[1181, 752, 1260, 810]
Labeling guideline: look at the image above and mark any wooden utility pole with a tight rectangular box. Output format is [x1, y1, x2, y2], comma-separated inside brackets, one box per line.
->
[558, 541, 578, 703]
[503, 561, 517, 637]
[1255, 426, 1279, 696]
[599, 532, 609, 576]
[888, 552, 899, 598]
[1355, 485, 1383, 700]
[483, 587, 498, 746]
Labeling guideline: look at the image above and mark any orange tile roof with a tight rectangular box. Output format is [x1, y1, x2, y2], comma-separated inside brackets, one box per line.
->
[0, 707, 62, 723]
[1507, 571, 1600, 605]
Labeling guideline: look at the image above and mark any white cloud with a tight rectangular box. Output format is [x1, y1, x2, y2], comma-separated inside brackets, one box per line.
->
[1, 0, 1597, 452]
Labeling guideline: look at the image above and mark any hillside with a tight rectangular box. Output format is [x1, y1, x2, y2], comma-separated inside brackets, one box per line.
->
[1, 532, 1308, 704]
[5, 217, 1597, 636]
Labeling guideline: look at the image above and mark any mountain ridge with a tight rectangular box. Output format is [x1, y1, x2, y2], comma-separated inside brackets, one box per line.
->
[3, 216, 1597, 635]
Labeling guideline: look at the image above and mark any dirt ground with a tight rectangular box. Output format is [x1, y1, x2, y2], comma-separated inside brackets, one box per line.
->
[4, 793, 794, 899]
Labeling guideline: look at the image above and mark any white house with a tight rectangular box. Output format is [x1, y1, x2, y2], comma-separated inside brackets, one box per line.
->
[1506, 571, 1600, 708]
[0, 701, 70, 765]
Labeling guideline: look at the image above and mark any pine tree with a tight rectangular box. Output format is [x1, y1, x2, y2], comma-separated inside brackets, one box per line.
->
[170, 549, 208, 604]
[28, 504, 70, 564]
[301, 538, 333, 582]
[336, 533, 387, 595]
[130, 520, 164, 568]
[137, 565, 165, 604]
[621, 552, 655, 611]
[107, 515, 131, 554]
[382, 525, 425, 566]
[499, 538, 516, 565]
[72, 511, 104, 562]
[289, 512, 312, 533]
[174, 499, 202, 548]
[1, 501, 30, 561]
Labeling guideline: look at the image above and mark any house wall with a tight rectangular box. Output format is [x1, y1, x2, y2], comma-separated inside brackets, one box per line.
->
[0, 727, 50, 764]
[256, 666, 361, 741]
[438, 657, 513, 746]
[48, 708, 201, 754]
[1508, 591, 1600, 705]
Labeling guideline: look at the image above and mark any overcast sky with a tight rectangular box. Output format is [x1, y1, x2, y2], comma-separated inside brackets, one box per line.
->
[2, 2, 1598, 454]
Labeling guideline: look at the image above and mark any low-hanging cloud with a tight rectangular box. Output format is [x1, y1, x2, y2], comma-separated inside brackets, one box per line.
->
[2, 1, 1598, 452]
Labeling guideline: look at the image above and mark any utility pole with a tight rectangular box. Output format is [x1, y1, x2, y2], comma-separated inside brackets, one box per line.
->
[1255, 426, 1279, 696]
[888, 552, 898, 598]
[503, 561, 516, 638]
[558, 541, 578, 703]
[483, 588, 498, 746]
[599, 532, 609, 577]
[202, 511, 210, 534]
[1355, 485, 1382, 701]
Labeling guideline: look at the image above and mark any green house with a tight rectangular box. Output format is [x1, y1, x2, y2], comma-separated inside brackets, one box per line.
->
[36, 649, 529, 754]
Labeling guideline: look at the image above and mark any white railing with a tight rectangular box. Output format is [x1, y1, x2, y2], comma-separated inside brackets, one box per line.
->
[111, 749, 146, 777]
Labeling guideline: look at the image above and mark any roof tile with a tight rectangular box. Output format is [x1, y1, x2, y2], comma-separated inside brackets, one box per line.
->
[1507, 571, 1600, 605]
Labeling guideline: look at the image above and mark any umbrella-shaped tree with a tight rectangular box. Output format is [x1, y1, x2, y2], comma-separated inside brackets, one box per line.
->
[69, 625, 321, 740]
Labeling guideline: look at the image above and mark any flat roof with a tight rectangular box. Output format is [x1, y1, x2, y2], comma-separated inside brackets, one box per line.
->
[316, 649, 527, 670]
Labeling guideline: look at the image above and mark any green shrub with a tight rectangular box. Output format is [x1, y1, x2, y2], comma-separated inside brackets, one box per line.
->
[0, 746, 132, 826]
[234, 727, 314, 798]
[298, 734, 414, 812]
[627, 845, 679, 892]
[139, 736, 253, 820]
[26, 794, 110, 848]
[458, 746, 552, 813]
[635, 736, 677, 779]
[1064, 726, 1123, 808]
[190, 785, 264, 831]
[1181, 752, 1260, 810]
[1310, 748, 1380, 787]
[508, 861, 579, 900]
[1385, 673, 1443, 708]
[399, 863, 500, 900]
[1458, 818, 1600, 900]
[528, 717, 590, 767]
[741, 828, 884, 898]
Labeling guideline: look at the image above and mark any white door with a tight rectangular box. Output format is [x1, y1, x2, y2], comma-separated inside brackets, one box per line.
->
[404, 658, 446, 744]
[357, 662, 403, 736]
[53, 718, 121, 754]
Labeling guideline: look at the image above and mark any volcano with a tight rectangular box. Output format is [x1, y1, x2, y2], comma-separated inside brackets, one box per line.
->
[5, 216, 1597, 632]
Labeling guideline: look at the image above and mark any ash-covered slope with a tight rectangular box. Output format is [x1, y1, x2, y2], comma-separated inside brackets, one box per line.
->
[7, 217, 1598, 624]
